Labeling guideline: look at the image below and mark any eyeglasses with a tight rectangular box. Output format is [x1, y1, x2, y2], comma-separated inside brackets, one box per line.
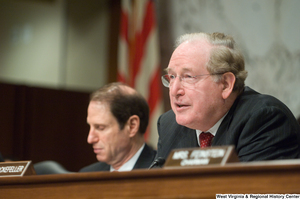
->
[161, 73, 224, 88]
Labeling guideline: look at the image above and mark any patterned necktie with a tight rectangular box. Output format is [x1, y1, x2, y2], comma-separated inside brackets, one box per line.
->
[200, 132, 214, 148]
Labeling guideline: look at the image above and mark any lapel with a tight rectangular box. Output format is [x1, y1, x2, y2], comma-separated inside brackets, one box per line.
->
[172, 126, 199, 148]
[212, 113, 232, 146]
[133, 144, 156, 169]
[100, 163, 111, 171]
[212, 87, 249, 146]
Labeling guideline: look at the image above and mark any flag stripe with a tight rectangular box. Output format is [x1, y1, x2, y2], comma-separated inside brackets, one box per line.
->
[131, 0, 155, 87]
[118, 0, 163, 146]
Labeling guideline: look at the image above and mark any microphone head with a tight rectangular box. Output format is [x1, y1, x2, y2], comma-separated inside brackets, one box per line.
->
[156, 157, 165, 165]
[149, 157, 165, 169]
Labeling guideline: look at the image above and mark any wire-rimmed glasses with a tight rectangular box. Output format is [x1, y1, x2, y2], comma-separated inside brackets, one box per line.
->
[161, 73, 223, 88]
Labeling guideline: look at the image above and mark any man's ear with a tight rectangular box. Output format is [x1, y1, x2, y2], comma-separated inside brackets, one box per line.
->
[221, 72, 236, 99]
[127, 115, 140, 137]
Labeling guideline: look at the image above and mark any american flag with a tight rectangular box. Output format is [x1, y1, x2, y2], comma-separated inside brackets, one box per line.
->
[117, 0, 163, 148]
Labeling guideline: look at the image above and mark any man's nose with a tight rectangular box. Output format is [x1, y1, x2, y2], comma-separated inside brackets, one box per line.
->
[87, 128, 98, 144]
[170, 76, 184, 96]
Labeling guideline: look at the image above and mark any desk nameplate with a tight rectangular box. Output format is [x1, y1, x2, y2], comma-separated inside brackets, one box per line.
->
[164, 145, 239, 169]
[0, 161, 36, 177]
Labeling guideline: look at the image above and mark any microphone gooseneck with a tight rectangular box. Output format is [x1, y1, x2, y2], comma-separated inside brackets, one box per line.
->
[148, 157, 165, 169]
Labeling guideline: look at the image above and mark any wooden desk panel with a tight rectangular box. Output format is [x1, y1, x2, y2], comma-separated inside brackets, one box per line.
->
[1, 160, 300, 199]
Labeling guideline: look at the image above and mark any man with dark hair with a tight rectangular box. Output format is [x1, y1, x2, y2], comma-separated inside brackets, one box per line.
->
[156, 32, 300, 163]
[80, 82, 156, 172]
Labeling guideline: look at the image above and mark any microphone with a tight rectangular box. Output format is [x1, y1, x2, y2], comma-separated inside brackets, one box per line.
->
[148, 157, 165, 169]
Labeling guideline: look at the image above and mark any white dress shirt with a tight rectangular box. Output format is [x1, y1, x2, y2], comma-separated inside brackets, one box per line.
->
[110, 143, 145, 172]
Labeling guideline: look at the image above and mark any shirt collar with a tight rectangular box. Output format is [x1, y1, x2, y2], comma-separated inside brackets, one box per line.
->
[196, 113, 228, 145]
[110, 143, 145, 172]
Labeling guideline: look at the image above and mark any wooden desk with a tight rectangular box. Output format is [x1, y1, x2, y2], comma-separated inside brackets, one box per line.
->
[1, 160, 300, 199]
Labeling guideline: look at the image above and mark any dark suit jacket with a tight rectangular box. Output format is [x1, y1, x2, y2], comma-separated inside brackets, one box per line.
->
[157, 87, 300, 162]
[80, 144, 156, 172]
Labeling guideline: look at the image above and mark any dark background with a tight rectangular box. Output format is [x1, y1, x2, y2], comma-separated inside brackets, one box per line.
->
[0, 82, 95, 171]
